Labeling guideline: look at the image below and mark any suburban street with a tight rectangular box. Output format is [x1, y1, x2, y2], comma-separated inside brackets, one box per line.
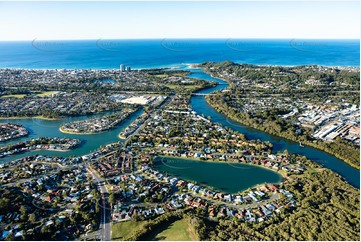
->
[124, 95, 172, 146]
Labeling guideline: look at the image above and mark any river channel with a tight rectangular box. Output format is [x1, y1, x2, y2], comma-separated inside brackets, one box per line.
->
[0, 67, 359, 189]
[186, 67, 360, 188]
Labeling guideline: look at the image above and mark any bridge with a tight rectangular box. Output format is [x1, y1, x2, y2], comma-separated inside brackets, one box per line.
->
[191, 93, 217, 96]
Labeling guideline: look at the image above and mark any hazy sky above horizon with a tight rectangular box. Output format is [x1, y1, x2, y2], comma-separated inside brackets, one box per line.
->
[0, 1, 359, 40]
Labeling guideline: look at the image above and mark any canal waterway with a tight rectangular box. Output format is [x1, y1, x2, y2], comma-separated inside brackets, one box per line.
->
[0, 67, 359, 190]
[0, 109, 143, 163]
[186, 67, 360, 188]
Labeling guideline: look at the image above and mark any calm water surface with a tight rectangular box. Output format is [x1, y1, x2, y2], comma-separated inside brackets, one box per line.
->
[0, 109, 143, 163]
[186, 67, 360, 188]
[154, 157, 282, 194]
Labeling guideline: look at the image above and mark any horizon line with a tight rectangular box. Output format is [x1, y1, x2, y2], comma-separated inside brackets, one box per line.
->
[0, 37, 359, 42]
[1, 62, 360, 71]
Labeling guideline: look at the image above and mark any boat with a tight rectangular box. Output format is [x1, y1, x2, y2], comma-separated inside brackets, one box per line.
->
[299, 142, 304, 147]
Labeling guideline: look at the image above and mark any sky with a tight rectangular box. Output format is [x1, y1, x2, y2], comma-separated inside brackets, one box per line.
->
[0, 1, 359, 40]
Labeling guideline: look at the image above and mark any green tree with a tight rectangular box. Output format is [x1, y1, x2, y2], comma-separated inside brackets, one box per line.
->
[19, 205, 27, 215]
[29, 213, 36, 223]
[108, 192, 115, 205]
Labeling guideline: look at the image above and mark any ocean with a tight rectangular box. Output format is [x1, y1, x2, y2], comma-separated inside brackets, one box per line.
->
[0, 39, 359, 69]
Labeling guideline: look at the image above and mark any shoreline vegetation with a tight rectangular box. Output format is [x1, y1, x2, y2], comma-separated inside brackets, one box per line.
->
[0, 115, 63, 120]
[118, 112, 149, 140]
[0, 63, 360, 240]
[0, 110, 134, 122]
[129, 151, 359, 240]
[205, 163, 359, 240]
[59, 126, 107, 135]
[206, 97, 360, 170]
[196, 63, 360, 169]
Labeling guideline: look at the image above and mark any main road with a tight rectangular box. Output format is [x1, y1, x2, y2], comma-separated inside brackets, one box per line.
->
[85, 163, 112, 241]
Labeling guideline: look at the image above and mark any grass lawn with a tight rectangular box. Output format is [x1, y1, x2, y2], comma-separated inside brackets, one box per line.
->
[112, 220, 147, 240]
[277, 170, 288, 177]
[147, 218, 199, 241]
[155, 74, 168, 78]
[1, 94, 27, 98]
[165, 84, 200, 91]
[307, 167, 323, 174]
[36, 91, 59, 97]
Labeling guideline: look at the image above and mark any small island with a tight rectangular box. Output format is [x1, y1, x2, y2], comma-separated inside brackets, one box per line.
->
[0, 123, 29, 142]
[59, 108, 137, 134]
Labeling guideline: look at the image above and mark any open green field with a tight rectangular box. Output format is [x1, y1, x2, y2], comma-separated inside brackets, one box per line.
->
[155, 74, 168, 78]
[36, 91, 59, 96]
[112, 220, 147, 240]
[1, 94, 27, 98]
[146, 218, 199, 241]
[1, 91, 59, 99]
[165, 84, 201, 91]
[306, 167, 323, 174]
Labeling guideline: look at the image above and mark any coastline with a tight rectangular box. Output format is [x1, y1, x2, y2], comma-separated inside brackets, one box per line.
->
[118, 133, 127, 139]
[36, 148, 70, 152]
[1, 61, 359, 72]
[0, 147, 75, 160]
[59, 126, 108, 135]
[0, 115, 63, 121]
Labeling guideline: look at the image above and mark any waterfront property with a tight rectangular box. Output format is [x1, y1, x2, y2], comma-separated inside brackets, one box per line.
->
[107, 158, 295, 231]
[0, 64, 359, 241]
[0, 123, 29, 142]
[59, 108, 137, 134]
[188, 67, 360, 188]
[0, 137, 81, 158]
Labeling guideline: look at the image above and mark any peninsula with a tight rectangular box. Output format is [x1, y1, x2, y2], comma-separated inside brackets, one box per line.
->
[0, 123, 29, 142]
[59, 108, 138, 134]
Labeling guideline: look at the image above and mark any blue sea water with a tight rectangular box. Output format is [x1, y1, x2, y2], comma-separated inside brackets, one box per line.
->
[0, 39, 359, 69]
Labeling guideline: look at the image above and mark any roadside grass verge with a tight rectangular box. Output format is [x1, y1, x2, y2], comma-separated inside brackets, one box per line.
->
[144, 218, 199, 241]
[112, 220, 147, 240]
